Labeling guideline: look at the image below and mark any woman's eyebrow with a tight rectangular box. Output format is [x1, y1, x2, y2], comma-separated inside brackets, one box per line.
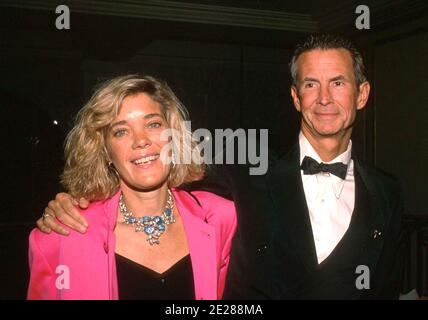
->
[144, 113, 163, 119]
[110, 120, 127, 128]
[110, 113, 164, 128]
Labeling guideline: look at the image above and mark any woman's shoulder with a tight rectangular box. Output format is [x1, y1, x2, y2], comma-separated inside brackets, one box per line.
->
[29, 197, 115, 246]
[175, 189, 236, 226]
[190, 190, 234, 208]
[80, 198, 108, 216]
[78, 193, 120, 224]
[28, 227, 61, 264]
[176, 188, 234, 209]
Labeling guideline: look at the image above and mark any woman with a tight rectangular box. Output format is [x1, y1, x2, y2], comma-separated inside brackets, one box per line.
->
[27, 74, 237, 300]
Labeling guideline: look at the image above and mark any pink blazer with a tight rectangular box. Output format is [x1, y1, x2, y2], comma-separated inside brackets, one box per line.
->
[27, 188, 237, 300]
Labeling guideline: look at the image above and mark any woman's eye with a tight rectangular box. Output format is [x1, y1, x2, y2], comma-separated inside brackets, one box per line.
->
[148, 122, 162, 129]
[113, 129, 127, 137]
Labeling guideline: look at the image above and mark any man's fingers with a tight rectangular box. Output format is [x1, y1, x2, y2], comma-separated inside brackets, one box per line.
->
[42, 208, 70, 236]
[64, 199, 89, 229]
[78, 197, 90, 209]
[51, 211, 87, 233]
[36, 218, 52, 234]
[52, 193, 88, 231]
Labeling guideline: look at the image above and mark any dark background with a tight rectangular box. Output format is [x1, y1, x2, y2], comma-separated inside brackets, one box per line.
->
[0, 0, 427, 299]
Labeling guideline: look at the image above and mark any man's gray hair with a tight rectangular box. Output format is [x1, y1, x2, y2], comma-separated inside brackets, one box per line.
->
[289, 34, 367, 87]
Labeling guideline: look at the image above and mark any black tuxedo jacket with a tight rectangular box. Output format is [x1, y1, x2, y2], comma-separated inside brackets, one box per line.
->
[183, 143, 404, 299]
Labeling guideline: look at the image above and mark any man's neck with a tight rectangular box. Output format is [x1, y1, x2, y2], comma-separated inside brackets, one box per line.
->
[301, 128, 351, 162]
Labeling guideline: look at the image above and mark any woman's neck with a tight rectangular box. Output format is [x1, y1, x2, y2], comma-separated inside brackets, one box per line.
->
[119, 183, 169, 217]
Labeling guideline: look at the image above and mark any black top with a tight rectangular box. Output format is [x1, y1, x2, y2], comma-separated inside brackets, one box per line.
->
[115, 253, 195, 300]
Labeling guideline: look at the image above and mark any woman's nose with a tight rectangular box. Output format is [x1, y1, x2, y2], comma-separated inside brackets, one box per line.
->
[132, 130, 151, 149]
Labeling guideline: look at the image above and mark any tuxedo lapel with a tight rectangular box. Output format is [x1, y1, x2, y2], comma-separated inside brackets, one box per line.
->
[266, 144, 318, 272]
[353, 158, 386, 274]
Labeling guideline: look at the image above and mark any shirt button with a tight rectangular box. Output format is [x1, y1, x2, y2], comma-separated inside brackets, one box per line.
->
[161, 278, 165, 284]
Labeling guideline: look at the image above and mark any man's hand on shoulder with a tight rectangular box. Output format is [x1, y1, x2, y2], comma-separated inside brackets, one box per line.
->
[36, 193, 90, 236]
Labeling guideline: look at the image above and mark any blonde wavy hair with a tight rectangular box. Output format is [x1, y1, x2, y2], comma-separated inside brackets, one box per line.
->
[61, 74, 205, 201]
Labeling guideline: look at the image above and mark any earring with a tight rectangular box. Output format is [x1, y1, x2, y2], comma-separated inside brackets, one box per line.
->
[108, 161, 119, 177]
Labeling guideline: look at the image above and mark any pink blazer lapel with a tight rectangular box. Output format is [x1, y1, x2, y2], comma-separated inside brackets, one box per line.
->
[61, 192, 120, 300]
[173, 190, 218, 300]
[59, 225, 111, 299]
[104, 191, 121, 300]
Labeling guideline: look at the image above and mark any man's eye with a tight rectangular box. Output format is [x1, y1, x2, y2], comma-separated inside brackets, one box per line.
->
[333, 81, 345, 86]
[113, 129, 127, 137]
[304, 82, 316, 88]
[148, 122, 162, 129]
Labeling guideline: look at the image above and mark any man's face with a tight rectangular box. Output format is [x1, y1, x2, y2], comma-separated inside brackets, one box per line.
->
[291, 48, 370, 140]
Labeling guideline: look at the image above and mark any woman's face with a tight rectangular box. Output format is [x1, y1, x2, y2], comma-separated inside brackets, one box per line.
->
[105, 92, 171, 191]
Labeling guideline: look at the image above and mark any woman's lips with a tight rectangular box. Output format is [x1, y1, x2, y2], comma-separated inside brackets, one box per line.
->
[132, 154, 160, 166]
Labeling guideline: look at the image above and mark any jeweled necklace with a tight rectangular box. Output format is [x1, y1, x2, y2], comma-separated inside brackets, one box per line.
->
[119, 189, 175, 245]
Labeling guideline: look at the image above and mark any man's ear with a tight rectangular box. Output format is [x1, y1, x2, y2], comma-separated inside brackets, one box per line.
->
[291, 85, 301, 112]
[357, 81, 370, 110]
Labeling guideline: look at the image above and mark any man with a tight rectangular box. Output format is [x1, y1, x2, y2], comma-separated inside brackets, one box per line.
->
[36, 34, 404, 299]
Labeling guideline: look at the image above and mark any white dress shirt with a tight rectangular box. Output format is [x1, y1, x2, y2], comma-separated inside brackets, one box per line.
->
[299, 132, 355, 264]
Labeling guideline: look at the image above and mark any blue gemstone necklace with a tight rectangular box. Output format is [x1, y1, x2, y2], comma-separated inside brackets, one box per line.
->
[119, 189, 175, 245]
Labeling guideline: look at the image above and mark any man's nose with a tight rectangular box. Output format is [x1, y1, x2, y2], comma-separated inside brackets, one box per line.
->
[318, 85, 333, 106]
[132, 130, 151, 149]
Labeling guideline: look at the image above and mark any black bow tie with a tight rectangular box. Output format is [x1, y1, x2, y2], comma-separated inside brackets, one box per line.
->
[300, 156, 348, 180]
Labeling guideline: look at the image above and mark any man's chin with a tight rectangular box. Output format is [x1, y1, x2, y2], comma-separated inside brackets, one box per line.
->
[309, 124, 340, 136]
[317, 130, 341, 137]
